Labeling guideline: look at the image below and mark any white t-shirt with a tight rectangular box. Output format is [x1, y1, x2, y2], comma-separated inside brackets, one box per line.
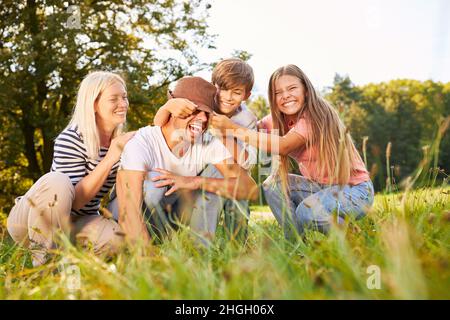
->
[120, 126, 232, 176]
[230, 104, 258, 170]
[203, 104, 258, 170]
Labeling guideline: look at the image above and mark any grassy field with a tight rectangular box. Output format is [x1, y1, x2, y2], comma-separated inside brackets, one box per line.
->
[0, 185, 449, 300]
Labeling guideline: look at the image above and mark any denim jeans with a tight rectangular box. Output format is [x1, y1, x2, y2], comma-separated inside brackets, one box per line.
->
[262, 174, 374, 239]
[190, 165, 250, 245]
[141, 171, 184, 241]
[141, 169, 248, 245]
[108, 172, 183, 241]
[110, 168, 250, 244]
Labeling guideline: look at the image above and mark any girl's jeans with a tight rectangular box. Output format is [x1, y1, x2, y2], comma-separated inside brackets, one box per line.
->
[262, 174, 374, 239]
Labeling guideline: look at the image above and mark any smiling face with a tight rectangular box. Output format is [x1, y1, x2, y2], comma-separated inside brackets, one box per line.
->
[95, 81, 129, 129]
[217, 84, 249, 116]
[274, 75, 307, 116]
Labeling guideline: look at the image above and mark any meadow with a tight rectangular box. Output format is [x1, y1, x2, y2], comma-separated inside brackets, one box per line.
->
[0, 183, 448, 300]
[1, 0, 449, 302]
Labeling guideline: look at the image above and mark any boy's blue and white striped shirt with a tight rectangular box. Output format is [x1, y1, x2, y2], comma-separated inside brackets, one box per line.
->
[51, 126, 119, 216]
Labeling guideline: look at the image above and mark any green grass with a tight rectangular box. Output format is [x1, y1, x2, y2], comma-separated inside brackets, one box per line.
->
[1, 185, 449, 300]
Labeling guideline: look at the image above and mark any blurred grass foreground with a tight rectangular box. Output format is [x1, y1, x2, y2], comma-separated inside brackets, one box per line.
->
[0, 184, 449, 300]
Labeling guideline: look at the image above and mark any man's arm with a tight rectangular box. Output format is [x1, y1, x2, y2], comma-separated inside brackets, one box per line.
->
[203, 162, 258, 201]
[151, 163, 258, 201]
[116, 169, 151, 244]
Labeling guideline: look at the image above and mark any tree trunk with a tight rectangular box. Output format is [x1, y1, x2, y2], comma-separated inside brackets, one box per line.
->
[42, 128, 54, 173]
[22, 123, 42, 181]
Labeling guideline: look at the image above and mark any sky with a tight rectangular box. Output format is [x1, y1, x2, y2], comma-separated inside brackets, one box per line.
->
[194, 0, 450, 98]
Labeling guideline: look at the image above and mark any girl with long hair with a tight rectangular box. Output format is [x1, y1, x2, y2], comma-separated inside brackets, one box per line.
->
[211, 64, 374, 238]
[7, 71, 135, 266]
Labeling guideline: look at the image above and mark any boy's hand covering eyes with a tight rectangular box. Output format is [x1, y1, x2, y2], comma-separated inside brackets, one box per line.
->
[164, 98, 198, 119]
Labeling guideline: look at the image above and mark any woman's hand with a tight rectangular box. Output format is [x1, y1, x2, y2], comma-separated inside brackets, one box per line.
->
[210, 112, 238, 135]
[106, 131, 136, 164]
[151, 168, 201, 196]
[162, 98, 197, 119]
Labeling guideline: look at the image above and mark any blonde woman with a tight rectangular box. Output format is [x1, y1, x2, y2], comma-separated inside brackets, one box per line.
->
[7, 71, 135, 266]
[211, 64, 374, 238]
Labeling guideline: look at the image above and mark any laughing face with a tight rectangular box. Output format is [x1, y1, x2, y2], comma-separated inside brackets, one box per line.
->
[274, 75, 306, 116]
[174, 109, 209, 143]
[94, 81, 129, 128]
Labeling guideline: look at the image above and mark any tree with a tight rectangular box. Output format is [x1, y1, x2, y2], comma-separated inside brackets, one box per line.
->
[247, 95, 269, 120]
[326, 75, 450, 191]
[209, 49, 253, 71]
[327, 73, 362, 110]
[0, 1, 213, 171]
[0, 0, 215, 209]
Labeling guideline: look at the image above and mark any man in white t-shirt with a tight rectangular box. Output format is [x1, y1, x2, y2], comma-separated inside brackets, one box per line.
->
[116, 77, 258, 245]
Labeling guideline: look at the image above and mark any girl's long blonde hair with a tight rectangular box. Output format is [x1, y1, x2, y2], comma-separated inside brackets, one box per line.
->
[268, 65, 360, 195]
[67, 71, 126, 159]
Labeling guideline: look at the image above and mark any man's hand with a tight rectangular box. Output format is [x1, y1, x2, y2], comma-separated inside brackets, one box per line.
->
[151, 168, 201, 196]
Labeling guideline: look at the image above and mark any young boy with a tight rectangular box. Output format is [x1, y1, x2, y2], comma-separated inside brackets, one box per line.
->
[153, 58, 258, 243]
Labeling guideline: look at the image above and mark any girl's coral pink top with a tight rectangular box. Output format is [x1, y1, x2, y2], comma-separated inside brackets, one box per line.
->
[258, 114, 370, 185]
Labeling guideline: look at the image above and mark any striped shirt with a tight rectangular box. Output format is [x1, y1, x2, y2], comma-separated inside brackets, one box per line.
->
[50, 126, 119, 216]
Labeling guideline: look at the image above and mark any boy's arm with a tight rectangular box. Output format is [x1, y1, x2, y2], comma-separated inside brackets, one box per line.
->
[116, 169, 151, 244]
[153, 106, 171, 126]
[153, 98, 198, 126]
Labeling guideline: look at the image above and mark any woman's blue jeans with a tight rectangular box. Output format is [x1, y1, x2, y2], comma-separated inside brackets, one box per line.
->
[262, 174, 374, 239]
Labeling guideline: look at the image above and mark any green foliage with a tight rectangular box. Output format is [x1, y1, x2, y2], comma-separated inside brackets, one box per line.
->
[230, 49, 252, 62]
[1, 186, 449, 299]
[0, 0, 214, 210]
[325, 75, 450, 191]
[209, 49, 253, 70]
[247, 95, 269, 120]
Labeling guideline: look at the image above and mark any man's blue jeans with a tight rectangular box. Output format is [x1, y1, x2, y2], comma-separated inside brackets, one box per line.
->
[141, 167, 250, 245]
[262, 174, 374, 239]
[189, 165, 250, 245]
[142, 171, 183, 241]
